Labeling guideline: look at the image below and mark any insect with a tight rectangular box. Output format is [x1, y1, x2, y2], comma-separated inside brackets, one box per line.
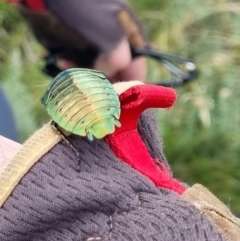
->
[41, 68, 121, 140]
[41, 68, 121, 171]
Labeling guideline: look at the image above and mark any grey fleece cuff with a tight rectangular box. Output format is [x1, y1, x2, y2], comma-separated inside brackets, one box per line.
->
[138, 109, 171, 172]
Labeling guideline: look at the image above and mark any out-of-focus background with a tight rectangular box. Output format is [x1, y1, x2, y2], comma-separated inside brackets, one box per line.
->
[0, 0, 240, 215]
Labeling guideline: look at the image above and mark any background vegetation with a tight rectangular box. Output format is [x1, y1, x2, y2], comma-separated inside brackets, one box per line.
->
[1, 0, 240, 215]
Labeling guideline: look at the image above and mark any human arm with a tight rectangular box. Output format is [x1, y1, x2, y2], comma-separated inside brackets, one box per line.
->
[14, 0, 148, 82]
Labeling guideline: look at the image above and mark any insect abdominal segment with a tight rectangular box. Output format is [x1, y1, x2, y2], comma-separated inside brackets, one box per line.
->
[82, 113, 121, 141]
[41, 68, 121, 141]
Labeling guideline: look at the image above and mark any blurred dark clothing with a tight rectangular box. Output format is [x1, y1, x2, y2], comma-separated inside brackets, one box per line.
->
[16, 0, 149, 69]
[0, 88, 19, 141]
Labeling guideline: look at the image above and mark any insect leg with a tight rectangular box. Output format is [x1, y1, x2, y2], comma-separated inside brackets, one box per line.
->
[51, 121, 81, 172]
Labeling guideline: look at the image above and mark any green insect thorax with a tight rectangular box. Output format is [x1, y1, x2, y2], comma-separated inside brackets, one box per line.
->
[41, 68, 121, 140]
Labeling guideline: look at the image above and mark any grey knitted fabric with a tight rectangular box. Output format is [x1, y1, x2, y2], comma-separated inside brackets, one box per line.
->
[0, 111, 226, 241]
[138, 109, 170, 172]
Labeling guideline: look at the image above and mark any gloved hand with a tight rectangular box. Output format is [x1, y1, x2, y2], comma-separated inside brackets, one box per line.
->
[0, 81, 229, 241]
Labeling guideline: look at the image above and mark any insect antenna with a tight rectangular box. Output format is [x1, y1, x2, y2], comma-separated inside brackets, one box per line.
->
[51, 121, 81, 172]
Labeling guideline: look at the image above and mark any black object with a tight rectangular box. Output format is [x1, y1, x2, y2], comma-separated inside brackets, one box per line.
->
[132, 47, 198, 87]
[42, 54, 62, 78]
[42, 49, 98, 78]
[43, 48, 198, 87]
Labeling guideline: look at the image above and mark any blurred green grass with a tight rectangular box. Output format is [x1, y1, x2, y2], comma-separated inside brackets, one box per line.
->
[1, 0, 240, 215]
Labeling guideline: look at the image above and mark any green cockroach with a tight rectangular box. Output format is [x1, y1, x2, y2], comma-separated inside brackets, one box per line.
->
[41, 68, 121, 141]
